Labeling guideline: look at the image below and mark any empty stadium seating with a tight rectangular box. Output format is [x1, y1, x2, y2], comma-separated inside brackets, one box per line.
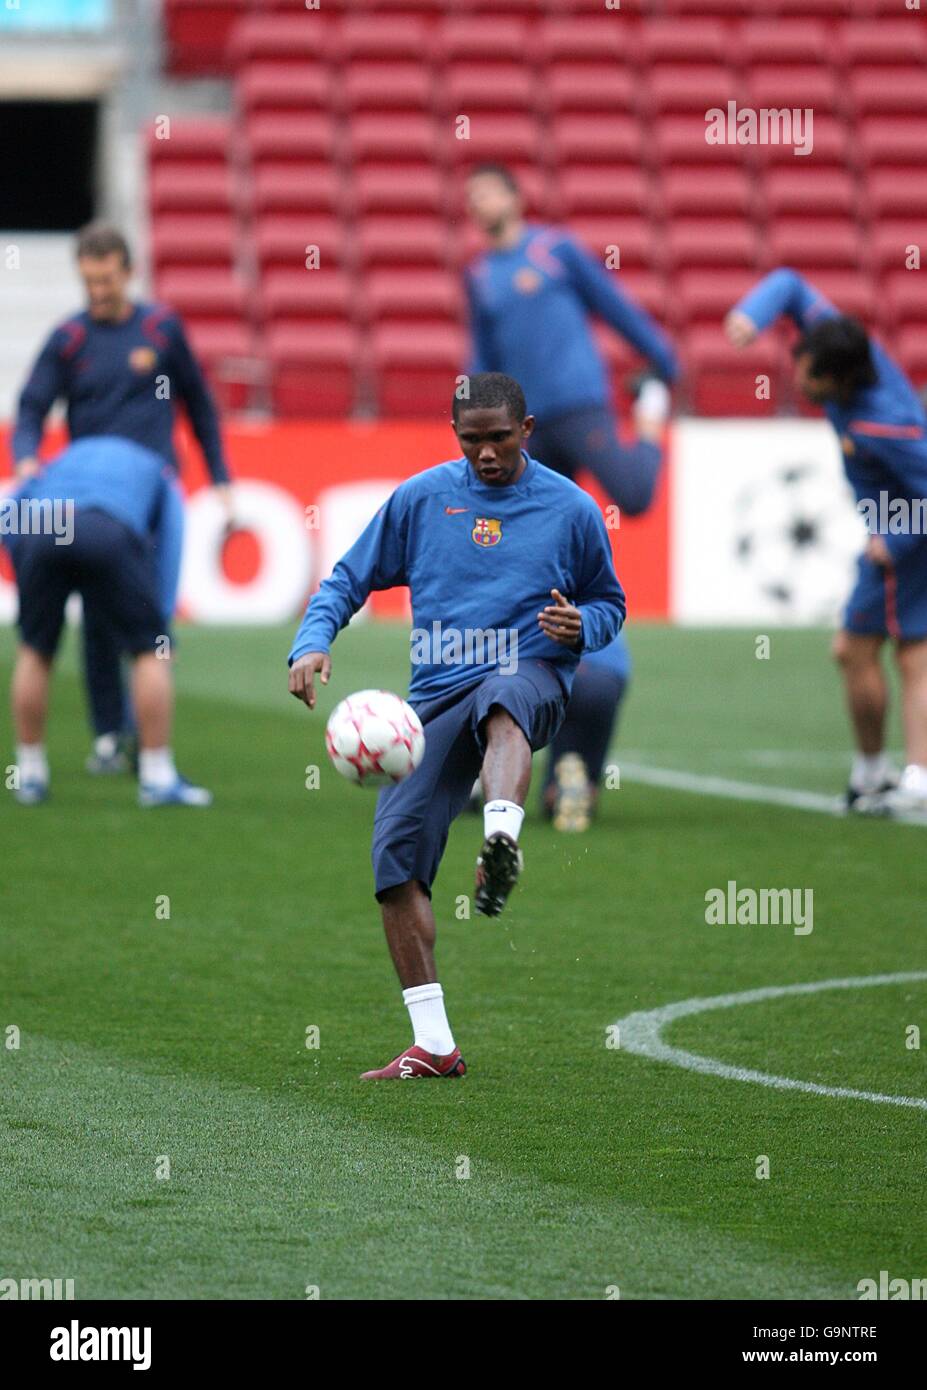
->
[153, 3, 927, 416]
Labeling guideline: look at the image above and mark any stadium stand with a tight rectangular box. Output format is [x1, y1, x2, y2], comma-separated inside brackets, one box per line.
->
[152, 1, 927, 416]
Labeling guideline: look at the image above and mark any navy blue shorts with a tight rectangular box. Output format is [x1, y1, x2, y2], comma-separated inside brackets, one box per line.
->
[371, 660, 566, 900]
[844, 546, 927, 642]
[12, 507, 166, 659]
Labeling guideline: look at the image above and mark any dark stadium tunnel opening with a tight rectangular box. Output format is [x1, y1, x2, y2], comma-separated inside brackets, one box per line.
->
[0, 101, 98, 230]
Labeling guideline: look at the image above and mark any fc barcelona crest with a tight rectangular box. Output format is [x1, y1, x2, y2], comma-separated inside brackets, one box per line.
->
[472, 517, 502, 547]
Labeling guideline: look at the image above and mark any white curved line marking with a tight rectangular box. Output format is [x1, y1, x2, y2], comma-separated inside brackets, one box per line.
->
[615, 972, 927, 1110]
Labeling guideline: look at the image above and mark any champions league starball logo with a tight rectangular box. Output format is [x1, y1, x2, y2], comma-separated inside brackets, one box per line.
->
[732, 462, 862, 624]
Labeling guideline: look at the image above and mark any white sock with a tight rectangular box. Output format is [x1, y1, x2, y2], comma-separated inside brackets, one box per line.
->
[16, 743, 48, 785]
[900, 763, 927, 796]
[483, 798, 524, 842]
[403, 983, 455, 1056]
[94, 733, 120, 759]
[139, 747, 178, 790]
[850, 752, 890, 792]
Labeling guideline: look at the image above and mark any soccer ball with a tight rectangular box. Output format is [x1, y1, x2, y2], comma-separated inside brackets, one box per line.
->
[325, 689, 425, 787]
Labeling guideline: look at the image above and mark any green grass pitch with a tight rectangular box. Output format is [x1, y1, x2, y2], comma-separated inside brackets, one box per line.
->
[0, 621, 924, 1300]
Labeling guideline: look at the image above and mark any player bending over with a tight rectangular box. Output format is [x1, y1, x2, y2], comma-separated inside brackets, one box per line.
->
[725, 268, 927, 816]
[288, 373, 626, 1079]
[463, 163, 678, 829]
[5, 436, 211, 808]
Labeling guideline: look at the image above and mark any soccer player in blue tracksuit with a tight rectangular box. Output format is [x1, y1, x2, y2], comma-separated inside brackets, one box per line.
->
[4, 436, 211, 807]
[463, 164, 678, 829]
[11, 221, 232, 775]
[288, 374, 625, 1079]
[725, 268, 927, 816]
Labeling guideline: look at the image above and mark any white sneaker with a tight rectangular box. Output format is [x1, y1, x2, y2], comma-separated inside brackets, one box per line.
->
[139, 776, 213, 808]
[882, 765, 927, 819]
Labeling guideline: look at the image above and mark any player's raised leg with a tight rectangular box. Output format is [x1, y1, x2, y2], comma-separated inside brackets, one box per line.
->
[475, 705, 530, 917]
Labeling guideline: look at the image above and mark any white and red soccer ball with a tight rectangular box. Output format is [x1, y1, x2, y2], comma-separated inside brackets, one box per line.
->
[325, 689, 425, 787]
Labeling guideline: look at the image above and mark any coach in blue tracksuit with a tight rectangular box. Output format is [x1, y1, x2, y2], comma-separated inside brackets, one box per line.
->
[726, 268, 927, 816]
[463, 164, 678, 829]
[6, 436, 210, 808]
[287, 373, 625, 1080]
[11, 221, 232, 773]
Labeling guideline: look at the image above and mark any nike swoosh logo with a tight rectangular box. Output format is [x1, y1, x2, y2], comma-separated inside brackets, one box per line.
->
[445, 507, 469, 514]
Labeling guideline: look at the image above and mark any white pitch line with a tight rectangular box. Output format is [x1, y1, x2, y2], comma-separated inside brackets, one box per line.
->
[618, 761, 927, 826]
[614, 973, 927, 1111]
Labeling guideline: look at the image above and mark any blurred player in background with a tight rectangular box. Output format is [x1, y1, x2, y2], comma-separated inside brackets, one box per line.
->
[726, 269, 927, 817]
[288, 374, 625, 1079]
[10, 222, 233, 776]
[5, 436, 211, 807]
[463, 165, 678, 830]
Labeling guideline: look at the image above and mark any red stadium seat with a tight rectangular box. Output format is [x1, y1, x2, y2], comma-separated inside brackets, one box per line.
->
[555, 167, 651, 218]
[661, 167, 753, 217]
[640, 20, 729, 66]
[896, 327, 927, 384]
[353, 165, 446, 216]
[267, 324, 358, 417]
[751, 115, 847, 168]
[655, 116, 747, 167]
[237, 63, 331, 116]
[529, 17, 625, 62]
[155, 268, 249, 324]
[333, 16, 430, 63]
[612, 270, 668, 322]
[664, 220, 759, 269]
[246, 114, 337, 164]
[442, 115, 542, 165]
[259, 269, 353, 325]
[850, 69, 927, 117]
[547, 65, 635, 114]
[250, 166, 344, 216]
[348, 114, 438, 163]
[254, 215, 345, 273]
[356, 217, 448, 269]
[766, 221, 861, 270]
[434, 17, 528, 63]
[802, 271, 878, 326]
[342, 64, 432, 112]
[859, 118, 927, 166]
[363, 269, 461, 323]
[551, 115, 642, 166]
[228, 15, 329, 68]
[646, 66, 736, 116]
[567, 217, 656, 270]
[871, 223, 927, 273]
[762, 169, 856, 219]
[371, 323, 467, 418]
[737, 21, 830, 66]
[866, 170, 927, 219]
[885, 273, 927, 331]
[186, 322, 258, 413]
[146, 117, 231, 167]
[840, 21, 927, 66]
[149, 166, 234, 214]
[684, 327, 785, 417]
[151, 215, 237, 272]
[661, 0, 775, 13]
[747, 66, 839, 113]
[441, 64, 537, 115]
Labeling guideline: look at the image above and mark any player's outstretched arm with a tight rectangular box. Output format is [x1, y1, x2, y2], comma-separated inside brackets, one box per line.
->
[289, 652, 332, 710]
[12, 327, 67, 470]
[725, 268, 836, 346]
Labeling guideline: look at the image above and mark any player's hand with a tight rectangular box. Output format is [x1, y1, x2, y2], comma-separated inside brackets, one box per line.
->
[215, 483, 235, 538]
[288, 651, 331, 709]
[723, 310, 758, 349]
[538, 588, 583, 648]
[865, 535, 892, 567]
[15, 456, 40, 480]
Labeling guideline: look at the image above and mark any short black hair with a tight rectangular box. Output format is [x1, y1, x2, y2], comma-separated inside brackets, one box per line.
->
[466, 163, 520, 195]
[794, 315, 877, 396]
[453, 372, 527, 426]
[75, 221, 132, 269]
